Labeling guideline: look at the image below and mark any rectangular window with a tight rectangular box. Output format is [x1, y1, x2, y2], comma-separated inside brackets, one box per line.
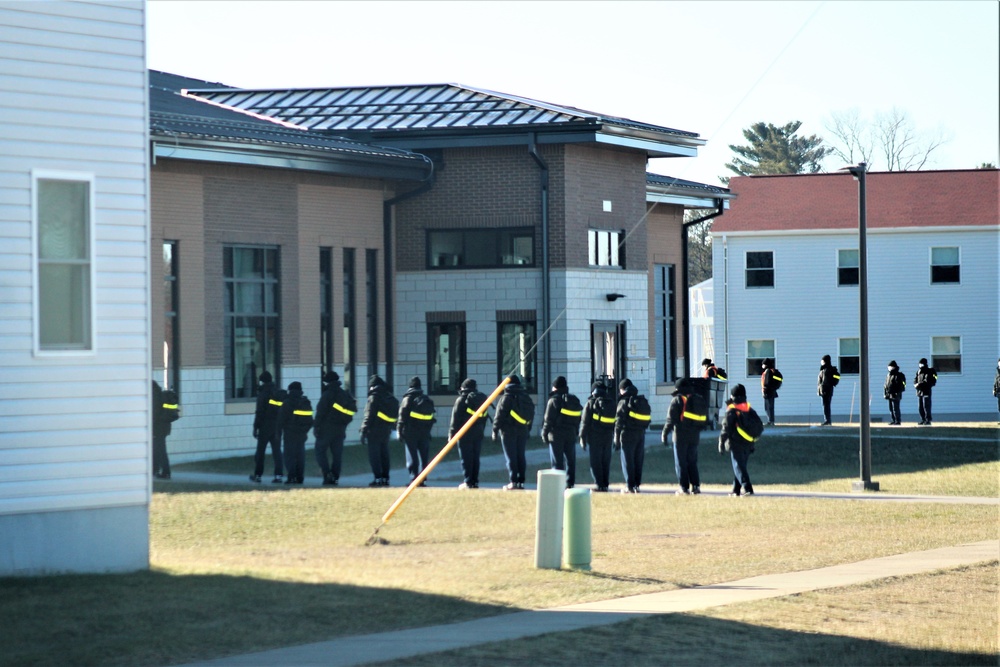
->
[342, 248, 356, 395]
[746, 339, 775, 377]
[930, 246, 960, 284]
[224, 246, 280, 400]
[588, 229, 625, 268]
[428, 322, 466, 394]
[163, 241, 180, 392]
[745, 251, 774, 288]
[320, 248, 334, 380]
[838, 248, 859, 286]
[33, 172, 95, 353]
[427, 227, 534, 269]
[654, 264, 676, 383]
[366, 249, 378, 381]
[932, 335, 962, 373]
[839, 338, 860, 375]
[498, 321, 537, 393]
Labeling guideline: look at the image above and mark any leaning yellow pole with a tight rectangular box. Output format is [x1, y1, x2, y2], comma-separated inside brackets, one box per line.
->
[366, 376, 511, 545]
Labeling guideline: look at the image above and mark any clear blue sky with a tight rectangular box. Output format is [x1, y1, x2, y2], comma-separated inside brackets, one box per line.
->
[147, 0, 999, 186]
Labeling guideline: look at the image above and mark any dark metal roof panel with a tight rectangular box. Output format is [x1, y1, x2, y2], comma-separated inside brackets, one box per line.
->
[647, 173, 732, 197]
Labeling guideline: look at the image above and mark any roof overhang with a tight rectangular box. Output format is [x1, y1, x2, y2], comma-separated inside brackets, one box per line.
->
[151, 136, 432, 181]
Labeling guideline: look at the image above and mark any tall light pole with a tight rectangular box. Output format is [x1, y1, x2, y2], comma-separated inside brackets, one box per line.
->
[841, 163, 879, 492]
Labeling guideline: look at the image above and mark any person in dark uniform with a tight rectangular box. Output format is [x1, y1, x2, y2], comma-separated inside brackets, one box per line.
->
[883, 361, 906, 425]
[277, 381, 312, 484]
[614, 378, 651, 493]
[760, 358, 780, 426]
[314, 371, 355, 486]
[993, 359, 1000, 424]
[250, 371, 284, 483]
[661, 377, 707, 495]
[914, 358, 937, 426]
[398, 376, 436, 485]
[718, 384, 756, 497]
[450, 378, 490, 489]
[492, 374, 534, 490]
[817, 354, 839, 425]
[152, 380, 178, 480]
[360, 375, 397, 487]
[579, 381, 616, 492]
[541, 376, 582, 489]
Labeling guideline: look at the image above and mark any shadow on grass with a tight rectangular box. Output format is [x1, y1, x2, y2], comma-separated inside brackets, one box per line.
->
[0, 569, 516, 667]
[373, 611, 995, 667]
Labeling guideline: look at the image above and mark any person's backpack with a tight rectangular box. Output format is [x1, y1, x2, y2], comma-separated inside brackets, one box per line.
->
[735, 406, 765, 442]
[681, 392, 709, 427]
[589, 393, 617, 431]
[890, 372, 906, 396]
[558, 393, 583, 430]
[328, 388, 358, 426]
[829, 366, 841, 387]
[461, 390, 491, 434]
[624, 394, 652, 431]
[767, 368, 783, 394]
[289, 395, 314, 436]
[161, 389, 181, 423]
[407, 393, 437, 431]
[266, 387, 287, 422]
[713, 366, 728, 381]
[507, 391, 534, 428]
[376, 392, 400, 429]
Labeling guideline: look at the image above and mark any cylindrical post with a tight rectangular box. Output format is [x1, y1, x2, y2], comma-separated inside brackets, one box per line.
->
[534, 470, 566, 569]
[563, 488, 591, 571]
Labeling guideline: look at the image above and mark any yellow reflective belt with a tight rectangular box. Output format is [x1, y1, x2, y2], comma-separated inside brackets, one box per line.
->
[466, 407, 487, 418]
[597, 415, 616, 423]
[559, 408, 582, 417]
[510, 409, 528, 425]
[269, 399, 283, 407]
[773, 376, 783, 383]
[628, 411, 651, 421]
[333, 402, 355, 416]
[377, 411, 396, 423]
[682, 410, 707, 422]
[162, 403, 178, 410]
[716, 374, 727, 381]
[293, 410, 313, 417]
[832, 374, 841, 381]
[410, 411, 434, 421]
[736, 425, 755, 442]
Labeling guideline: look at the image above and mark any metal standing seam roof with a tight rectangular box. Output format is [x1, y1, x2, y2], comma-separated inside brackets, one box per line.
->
[181, 83, 702, 141]
[646, 173, 731, 197]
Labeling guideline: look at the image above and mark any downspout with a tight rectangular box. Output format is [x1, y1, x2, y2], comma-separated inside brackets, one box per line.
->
[528, 134, 550, 396]
[682, 198, 725, 377]
[382, 156, 436, 388]
[722, 234, 730, 378]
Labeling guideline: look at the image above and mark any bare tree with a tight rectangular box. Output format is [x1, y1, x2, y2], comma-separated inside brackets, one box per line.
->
[825, 108, 950, 171]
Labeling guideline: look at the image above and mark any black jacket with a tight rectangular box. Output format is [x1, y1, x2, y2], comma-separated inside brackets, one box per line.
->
[449, 388, 490, 440]
[314, 380, 351, 439]
[361, 384, 398, 439]
[579, 386, 615, 448]
[662, 392, 706, 444]
[276, 386, 313, 445]
[915, 365, 937, 397]
[541, 390, 581, 442]
[817, 363, 838, 396]
[493, 384, 534, 435]
[253, 381, 283, 436]
[398, 387, 435, 440]
[883, 369, 906, 400]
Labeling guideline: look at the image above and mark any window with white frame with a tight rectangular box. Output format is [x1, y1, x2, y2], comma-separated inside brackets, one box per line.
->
[839, 338, 860, 375]
[838, 248, 859, 286]
[930, 246, 960, 284]
[34, 172, 95, 353]
[746, 339, 775, 377]
[745, 251, 774, 288]
[931, 336, 961, 373]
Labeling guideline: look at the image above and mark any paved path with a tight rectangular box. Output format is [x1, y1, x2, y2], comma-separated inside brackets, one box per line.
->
[182, 539, 1000, 667]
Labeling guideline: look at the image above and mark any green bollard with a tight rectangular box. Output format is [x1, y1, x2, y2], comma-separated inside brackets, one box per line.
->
[534, 470, 566, 569]
[562, 488, 591, 571]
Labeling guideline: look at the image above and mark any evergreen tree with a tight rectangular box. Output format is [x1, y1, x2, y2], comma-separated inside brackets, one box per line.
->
[726, 121, 829, 177]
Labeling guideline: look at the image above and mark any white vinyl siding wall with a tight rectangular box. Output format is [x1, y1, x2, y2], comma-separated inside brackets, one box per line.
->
[0, 0, 149, 570]
[713, 227, 999, 421]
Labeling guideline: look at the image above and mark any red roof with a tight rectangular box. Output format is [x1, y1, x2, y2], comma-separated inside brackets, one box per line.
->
[713, 169, 1000, 233]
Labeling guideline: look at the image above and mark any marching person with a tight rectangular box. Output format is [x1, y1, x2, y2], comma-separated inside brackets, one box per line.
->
[276, 381, 313, 485]
[579, 380, 616, 492]
[718, 384, 759, 497]
[760, 358, 781, 426]
[817, 354, 839, 426]
[492, 374, 534, 490]
[361, 375, 398, 487]
[614, 378, 651, 493]
[250, 371, 284, 484]
[993, 358, 1000, 424]
[450, 378, 490, 489]
[314, 371, 356, 486]
[152, 380, 179, 480]
[541, 376, 583, 489]
[398, 376, 436, 485]
[883, 361, 906, 425]
[661, 377, 707, 495]
[915, 358, 937, 426]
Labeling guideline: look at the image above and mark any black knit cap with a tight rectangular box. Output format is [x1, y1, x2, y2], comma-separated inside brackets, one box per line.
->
[288, 381, 302, 392]
[369, 375, 385, 388]
[259, 370, 273, 383]
[619, 378, 633, 392]
[461, 378, 477, 391]
[730, 383, 747, 401]
[323, 371, 339, 383]
[409, 376, 422, 389]
[552, 375, 568, 391]
[507, 374, 521, 386]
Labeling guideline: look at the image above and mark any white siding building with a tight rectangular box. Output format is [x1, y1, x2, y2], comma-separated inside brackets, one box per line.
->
[712, 170, 999, 424]
[0, 1, 150, 574]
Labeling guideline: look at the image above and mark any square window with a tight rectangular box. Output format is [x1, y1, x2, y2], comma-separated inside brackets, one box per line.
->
[930, 246, 960, 284]
[588, 229, 624, 268]
[931, 336, 962, 373]
[746, 339, 775, 377]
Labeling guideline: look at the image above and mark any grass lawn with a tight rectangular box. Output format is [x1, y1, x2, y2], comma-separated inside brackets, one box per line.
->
[0, 427, 996, 667]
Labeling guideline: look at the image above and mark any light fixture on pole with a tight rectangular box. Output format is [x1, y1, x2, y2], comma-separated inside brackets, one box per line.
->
[839, 162, 879, 492]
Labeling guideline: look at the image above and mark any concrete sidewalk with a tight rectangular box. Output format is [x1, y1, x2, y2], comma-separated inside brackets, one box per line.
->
[182, 539, 999, 667]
